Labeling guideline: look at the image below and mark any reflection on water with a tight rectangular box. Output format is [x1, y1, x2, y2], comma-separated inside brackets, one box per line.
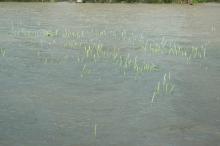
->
[0, 2, 220, 146]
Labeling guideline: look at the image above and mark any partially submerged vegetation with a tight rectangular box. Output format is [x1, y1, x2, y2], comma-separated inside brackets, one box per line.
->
[0, 48, 6, 57]
[3, 26, 208, 104]
[151, 72, 175, 103]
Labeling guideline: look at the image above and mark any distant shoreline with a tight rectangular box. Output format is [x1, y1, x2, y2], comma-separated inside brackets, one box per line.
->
[0, 0, 219, 3]
[0, 1, 219, 3]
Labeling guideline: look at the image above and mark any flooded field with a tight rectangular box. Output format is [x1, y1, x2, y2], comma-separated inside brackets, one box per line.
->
[0, 2, 220, 146]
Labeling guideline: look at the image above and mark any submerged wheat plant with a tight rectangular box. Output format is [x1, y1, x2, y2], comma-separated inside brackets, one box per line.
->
[81, 64, 91, 78]
[151, 72, 175, 103]
[0, 48, 6, 57]
[94, 123, 97, 138]
[83, 44, 159, 76]
[41, 57, 62, 64]
[143, 42, 207, 64]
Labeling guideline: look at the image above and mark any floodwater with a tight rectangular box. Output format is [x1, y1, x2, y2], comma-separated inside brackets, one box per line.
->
[0, 2, 220, 146]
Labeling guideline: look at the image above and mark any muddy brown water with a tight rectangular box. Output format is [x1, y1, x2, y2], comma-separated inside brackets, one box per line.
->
[0, 2, 220, 146]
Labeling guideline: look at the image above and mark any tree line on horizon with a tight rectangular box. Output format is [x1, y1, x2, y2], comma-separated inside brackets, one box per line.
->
[0, 0, 219, 3]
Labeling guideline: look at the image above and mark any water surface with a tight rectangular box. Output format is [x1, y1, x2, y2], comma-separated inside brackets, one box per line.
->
[0, 3, 220, 146]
